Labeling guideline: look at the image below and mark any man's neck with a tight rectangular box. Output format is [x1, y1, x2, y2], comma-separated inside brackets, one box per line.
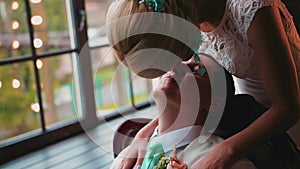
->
[158, 110, 200, 135]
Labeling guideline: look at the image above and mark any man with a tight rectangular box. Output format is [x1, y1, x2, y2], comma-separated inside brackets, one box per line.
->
[111, 56, 257, 169]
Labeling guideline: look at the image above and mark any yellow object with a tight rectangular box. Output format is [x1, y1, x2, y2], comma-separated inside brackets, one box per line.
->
[171, 144, 177, 158]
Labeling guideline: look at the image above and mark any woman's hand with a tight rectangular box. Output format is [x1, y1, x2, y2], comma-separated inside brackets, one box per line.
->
[110, 118, 159, 169]
[110, 137, 148, 169]
[191, 141, 237, 169]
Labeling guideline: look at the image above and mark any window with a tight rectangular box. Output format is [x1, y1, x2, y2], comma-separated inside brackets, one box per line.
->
[85, 0, 153, 116]
[0, 0, 153, 163]
[0, 0, 80, 143]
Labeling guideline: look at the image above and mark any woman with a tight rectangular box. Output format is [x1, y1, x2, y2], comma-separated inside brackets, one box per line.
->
[106, 0, 300, 168]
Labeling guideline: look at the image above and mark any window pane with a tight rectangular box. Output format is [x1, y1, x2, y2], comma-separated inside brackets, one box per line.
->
[38, 54, 79, 127]
[30, 0, 72, 53]
[0, 61, 40, 142]
[130, 74, 153, 105]
[0, 0, 31, 58]
[91, 46, 128, 112]
[91, 46, 153, 116]
[85, 0, 111, 39]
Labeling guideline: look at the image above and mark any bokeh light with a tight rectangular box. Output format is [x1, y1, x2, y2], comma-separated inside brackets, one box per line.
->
[11, 20, 20, 30]
[12, 79, 21, 89]
[31, 15, 43, 26]
[12, 40, 20, 49]
[30, 0, 42, 4]
[30, 103, 40, 113]
[36, 59, 43, 69]
[33, 38, 43, 48]
[11, 1, 19, 10]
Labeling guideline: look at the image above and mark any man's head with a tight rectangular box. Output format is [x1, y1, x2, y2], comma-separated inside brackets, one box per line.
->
[152, 56, 235, 127]
[151, 58, 210, 128]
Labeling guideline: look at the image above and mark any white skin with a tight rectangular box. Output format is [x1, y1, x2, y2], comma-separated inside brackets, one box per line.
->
[152, 62, 211, 135]
[153, 69, 211, 169]
[116, 0, 300, 169]
[113, 58, 216, 169]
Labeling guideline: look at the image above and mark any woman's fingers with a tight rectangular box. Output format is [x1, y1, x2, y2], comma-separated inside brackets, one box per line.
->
[110, 145, 137, 169]
[119, 151, 145, 169]
[121, 157, 137, 169]
[110, 156, 122, 169]
[117, 138, 147, 169]
[133, 164, 142, 169]
[134, 144, 146, 167]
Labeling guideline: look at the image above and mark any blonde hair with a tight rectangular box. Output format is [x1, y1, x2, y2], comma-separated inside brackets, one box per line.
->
[106, 0, 199, 78]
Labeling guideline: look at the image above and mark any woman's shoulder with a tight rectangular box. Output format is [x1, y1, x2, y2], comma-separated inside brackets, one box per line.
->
[228, 0, 282, 9]
[227, 0, 283, 33]
[228, 0, 284, 18]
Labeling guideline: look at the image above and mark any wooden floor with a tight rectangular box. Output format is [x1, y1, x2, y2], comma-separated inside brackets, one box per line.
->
[0, 107, 157, 169]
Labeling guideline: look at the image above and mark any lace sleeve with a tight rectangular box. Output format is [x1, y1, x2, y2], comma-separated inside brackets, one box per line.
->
[231, 0, 283, 35]
[231, 0, 300, 89]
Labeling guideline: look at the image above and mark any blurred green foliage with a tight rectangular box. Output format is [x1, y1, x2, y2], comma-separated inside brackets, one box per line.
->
[0, 0, 68, 141]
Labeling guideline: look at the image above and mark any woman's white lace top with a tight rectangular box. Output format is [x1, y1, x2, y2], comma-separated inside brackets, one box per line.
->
[199, 0, 300, 107]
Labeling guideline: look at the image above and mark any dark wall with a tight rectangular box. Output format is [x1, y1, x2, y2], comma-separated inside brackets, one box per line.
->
[282, 0, 300, 33]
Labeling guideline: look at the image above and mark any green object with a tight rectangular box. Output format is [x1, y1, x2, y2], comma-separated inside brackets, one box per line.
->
[193, 54, 206, 76]
[193, 53, 200, 62]
[154, 156, 170, 169]
[139, 0, 165, 12]
[141, 142, 164, 169]
[197, 66, 206, 76]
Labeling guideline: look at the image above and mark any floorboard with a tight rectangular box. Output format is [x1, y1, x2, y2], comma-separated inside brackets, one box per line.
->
[0, 107, 156, 169]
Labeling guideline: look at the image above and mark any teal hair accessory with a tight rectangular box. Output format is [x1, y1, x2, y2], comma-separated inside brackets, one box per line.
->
[139, 0, 165, 12]
[193, 54, 207, 76]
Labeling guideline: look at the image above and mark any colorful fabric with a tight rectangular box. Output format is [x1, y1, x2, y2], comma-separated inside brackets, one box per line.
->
[141, 141, 164, 169]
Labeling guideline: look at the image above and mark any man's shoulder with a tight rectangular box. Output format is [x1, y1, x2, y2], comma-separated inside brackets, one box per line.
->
[178, 135, 223, 166]
[178, 135, 257, 168]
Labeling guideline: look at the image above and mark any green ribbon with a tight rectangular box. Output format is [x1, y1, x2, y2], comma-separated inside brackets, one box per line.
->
[139, 0, 165, 12]
[141, 142, 164, 169]
[193, 54, 207, 76]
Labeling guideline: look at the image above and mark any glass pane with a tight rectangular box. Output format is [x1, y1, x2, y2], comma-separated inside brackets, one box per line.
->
[38, 54, 79, 127]
[0, 0, 31, 58]
[91, 46, 126, 112]
[30, 0, 71, 53]
[91, 46, 154, 116]
[0, 61, 40, 142]
[85, 0, 111, 47]
[130, 73, 153, 105]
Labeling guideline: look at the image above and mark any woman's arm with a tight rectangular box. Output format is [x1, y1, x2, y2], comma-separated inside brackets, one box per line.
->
[113, 117, 158, 169]
[230, 5, 300, 157]
[192, 6, 300, 169]
[135, 116, 159, 138]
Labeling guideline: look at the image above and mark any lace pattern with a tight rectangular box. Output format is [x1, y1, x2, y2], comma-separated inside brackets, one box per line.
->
[199, 0, 300, 80]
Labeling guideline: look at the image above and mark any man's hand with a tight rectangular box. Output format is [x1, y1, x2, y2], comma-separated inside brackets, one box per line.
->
[167, 157, 188, 169]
